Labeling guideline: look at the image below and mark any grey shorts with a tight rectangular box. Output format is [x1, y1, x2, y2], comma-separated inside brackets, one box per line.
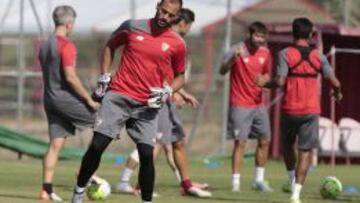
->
[281, 113, 319, 150]
[157, 101, 186, 144]
[227, 106, 271, 141]
[44, 99, 96, 139]
[94, 91, 158, 146]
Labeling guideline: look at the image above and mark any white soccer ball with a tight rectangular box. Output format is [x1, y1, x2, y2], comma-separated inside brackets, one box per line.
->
[86, 179, 111, 201]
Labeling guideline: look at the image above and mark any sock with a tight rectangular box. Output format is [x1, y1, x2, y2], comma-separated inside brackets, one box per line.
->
[254, 167, 265, 183]
[291, 183, 302, 199]
[232, 173, 240, 187]
[174, 169, 181, 183]
[142, 201, 152, 203]
[181, 179, 193, 191]
[42, 183, 53, 194]
[288, 170, 295, 184]
[120, 168, 133, 182]
[74, 185, 85, 194]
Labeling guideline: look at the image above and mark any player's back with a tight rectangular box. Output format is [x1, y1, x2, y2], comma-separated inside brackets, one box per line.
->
[39, 35, 82, 105]
[281, 46, 322, 115]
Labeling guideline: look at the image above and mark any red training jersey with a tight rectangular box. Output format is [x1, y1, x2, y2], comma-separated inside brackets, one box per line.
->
[276, 45, 334, 115]
[108, 19, 187, 103]
[227, 40, 272, 108]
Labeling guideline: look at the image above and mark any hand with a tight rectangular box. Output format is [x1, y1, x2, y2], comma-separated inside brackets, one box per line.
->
[331, 90, 343, 102]
[234, 45, 246, 58]
[182, 92, 199, 108]
[87, 98, 100, 111]
[173, 92, 186, 108]
[255, 74, 269, 87]
[147, 85, 173, 108]
[93, 73, 111, 102]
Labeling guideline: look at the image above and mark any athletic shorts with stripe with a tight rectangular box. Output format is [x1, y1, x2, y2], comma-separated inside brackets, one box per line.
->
[281, 113, 319, 150]
[157, 101, 186, 145]
[227, 106, 271, 141]
[44, 99, 96, 139]
[94, 91, 158, 146]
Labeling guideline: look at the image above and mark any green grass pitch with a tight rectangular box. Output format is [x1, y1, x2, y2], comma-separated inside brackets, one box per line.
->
[0, 157, 359, 203]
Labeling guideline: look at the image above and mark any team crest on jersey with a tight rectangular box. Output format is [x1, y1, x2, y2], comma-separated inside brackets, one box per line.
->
[136, 35, 144, 41]
[259, 57, 265, 65]
[243, 58, 249, 63]
[161, 42, 170, 52]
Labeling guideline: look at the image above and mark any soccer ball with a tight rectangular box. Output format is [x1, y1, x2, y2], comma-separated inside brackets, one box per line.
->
[86, 179, 111, 200]
[319, 176, 342, 199]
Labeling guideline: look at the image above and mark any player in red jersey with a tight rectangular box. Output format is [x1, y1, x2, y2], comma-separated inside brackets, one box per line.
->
[220, 22, 273, 193]
[71, 1, 185, 203]
[256, 17, 342, 203]
[116, 8, 211, 198]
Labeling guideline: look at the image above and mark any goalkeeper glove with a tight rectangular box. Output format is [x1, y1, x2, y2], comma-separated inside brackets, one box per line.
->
[92, 73, 111, 102]
[147, 85, 173, 108]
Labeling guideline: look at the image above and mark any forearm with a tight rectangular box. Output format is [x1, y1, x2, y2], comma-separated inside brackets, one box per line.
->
[263, 80, 282, 89]
[100, 46, 114, 74]
[177, 88, 188, 97]
[67, 77, 92, 103]
[170, 74, 185, 93]
[329, 77, 341, 91]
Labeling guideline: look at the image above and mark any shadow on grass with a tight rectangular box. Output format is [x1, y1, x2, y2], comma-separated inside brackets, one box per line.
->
[305, 192, 360, 202]
[0, 193, 39, 201]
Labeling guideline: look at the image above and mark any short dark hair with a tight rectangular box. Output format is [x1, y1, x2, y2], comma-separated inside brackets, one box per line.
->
[292, 17, 313, 40]
[248, 21, 267, 35]
[160, 0, 183, 7]
[175, 8, 195, 24]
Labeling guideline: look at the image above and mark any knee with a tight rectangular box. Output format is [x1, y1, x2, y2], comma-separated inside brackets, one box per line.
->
[173, 140, 185, 150]
[258, 139, 270, 148]
[49, 139, 64, 151]
[137, 144, 154, 161]
[88, 132, 111, 154]
[235, 140, 247, 149]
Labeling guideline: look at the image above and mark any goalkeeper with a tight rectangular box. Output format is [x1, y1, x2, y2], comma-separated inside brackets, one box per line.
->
[71, 0, 186, 203]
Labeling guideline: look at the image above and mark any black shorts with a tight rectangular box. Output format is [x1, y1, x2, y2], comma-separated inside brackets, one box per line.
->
[281, 113, 319, 150]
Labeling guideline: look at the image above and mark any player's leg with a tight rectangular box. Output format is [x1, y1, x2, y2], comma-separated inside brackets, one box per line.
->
[136, 143, 155, 202]
[71, 92, 127, 203]
[126, 103, 159, 203]
[227, 106, 253, 192]
[116, 149, 140, 193]
[153, 143, 163, 161]
[41, 137, 66, 202]
[41, 109, 76, 202]
[281, 114, 298, 194]
[167, 101, 211, 197]
[71, 132, 112, 203]
[231, 140, 246, 191]
[163, 144, 181, 182]
[251, 108, 272, 192]
[172, 140, 212, 197]
[290, 115, 319, 202]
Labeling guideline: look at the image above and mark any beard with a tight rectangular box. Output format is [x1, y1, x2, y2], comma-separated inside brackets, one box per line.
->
[250, 40, 265, 48]
[154, 12, 171, 28]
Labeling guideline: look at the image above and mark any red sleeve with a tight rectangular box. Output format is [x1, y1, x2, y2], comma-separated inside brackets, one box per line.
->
[61, 42, 77, 69]
[171, 42, 187, 74]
